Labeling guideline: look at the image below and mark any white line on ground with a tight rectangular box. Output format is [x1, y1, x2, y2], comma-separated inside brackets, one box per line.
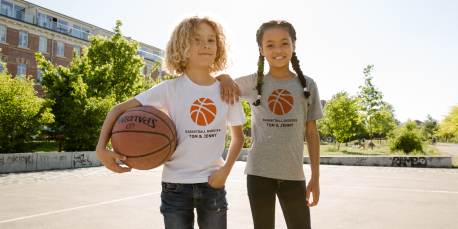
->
[226, 180, 458, 194]
[322, 175, 458, 182]
[0, 192, 160, 224]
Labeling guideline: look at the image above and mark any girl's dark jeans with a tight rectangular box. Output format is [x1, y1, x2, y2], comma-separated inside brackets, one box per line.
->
[247, 175, 311, 229]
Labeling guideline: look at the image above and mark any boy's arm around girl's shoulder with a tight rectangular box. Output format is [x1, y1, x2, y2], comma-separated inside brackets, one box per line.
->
[95, 98, 143, 173]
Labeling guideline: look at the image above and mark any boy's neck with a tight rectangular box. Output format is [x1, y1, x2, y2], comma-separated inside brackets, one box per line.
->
[186, 67, 216, 86]
[268, 66, 296, 81]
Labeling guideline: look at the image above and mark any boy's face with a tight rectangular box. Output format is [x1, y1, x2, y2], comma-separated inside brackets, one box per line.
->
[259, 28, 295, 69]
[187, 22, 217, 70]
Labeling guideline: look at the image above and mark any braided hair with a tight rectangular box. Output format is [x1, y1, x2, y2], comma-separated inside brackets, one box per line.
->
[253, 20, 310, 106]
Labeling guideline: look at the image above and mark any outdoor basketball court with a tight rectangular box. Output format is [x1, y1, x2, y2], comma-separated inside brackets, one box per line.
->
[1, 162, 457, 228]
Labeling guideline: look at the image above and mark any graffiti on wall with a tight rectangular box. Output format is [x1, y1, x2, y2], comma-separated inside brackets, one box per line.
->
[390, 157, 429, 167]
[39, 155, 67, 164]
[73, 153, 93, 167]
[0, 154, 34, 166]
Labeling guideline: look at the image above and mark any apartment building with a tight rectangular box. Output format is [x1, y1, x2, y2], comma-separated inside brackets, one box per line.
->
[0, 0, 163, 97]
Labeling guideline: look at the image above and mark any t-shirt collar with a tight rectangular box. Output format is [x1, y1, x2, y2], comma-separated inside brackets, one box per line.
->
[183, 73, 220, 91]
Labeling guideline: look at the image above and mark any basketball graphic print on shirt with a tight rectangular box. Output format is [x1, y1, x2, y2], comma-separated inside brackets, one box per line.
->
[268, 89, 294, 115]
[190, 98, 217, 126]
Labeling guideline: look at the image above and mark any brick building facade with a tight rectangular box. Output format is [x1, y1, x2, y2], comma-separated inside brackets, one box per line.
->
[0, 0, 163, 97]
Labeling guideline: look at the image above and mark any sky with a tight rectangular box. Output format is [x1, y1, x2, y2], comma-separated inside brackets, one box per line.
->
[32, 0, 458, 123]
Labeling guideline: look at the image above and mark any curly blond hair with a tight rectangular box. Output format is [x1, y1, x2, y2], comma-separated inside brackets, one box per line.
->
[163, 16, 230, 75]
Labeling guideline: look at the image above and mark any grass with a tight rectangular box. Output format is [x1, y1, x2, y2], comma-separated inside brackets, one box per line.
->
[22, 140, 61, 153]
[304, 141, 440, 157]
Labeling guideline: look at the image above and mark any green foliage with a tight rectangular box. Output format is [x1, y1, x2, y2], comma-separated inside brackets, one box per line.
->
[358, 65, 385, 142]
[0, 68, 54, 153]
[436, 105, 458, 142]
[320, 91, 364, 150]
[421, 114, 439, 139]
[241, 99, 252, 131]
[389, 119, 423, 154]
[36, 20, 151, 151]
[372, 103, 398, 138]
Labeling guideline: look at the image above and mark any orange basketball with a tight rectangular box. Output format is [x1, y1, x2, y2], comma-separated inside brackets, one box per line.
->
[268, 89, 294, 115]
[111, 106, 177, 170]
[190, 98, 217, 126]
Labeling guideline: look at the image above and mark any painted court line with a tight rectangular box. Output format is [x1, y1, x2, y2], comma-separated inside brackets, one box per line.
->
[226, 180, 458, 194]
[0, 192, 160, 224]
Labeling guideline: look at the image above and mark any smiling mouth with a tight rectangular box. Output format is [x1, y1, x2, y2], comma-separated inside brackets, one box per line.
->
[200, 53, 212, 55]
[274, 56, 285, 60]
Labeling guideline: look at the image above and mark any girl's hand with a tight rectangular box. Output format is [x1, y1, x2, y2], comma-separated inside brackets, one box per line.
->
[216, 74, 242, 105]
[96, 147, 132, 173]
[306, 178, 320, 207]
[208, 167, 230, 189]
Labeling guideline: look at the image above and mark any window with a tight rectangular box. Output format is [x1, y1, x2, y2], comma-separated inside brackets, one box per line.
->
[37, 67, 42, 84]
[0, 1, 13, 17]
[141, 66, 145, 75]
[17, 63, 26, 76]
[37, 13, 52, 29]
[39, 36, 47, 52]
[0, 24, 6, 42]
[146, 66, 151, 76]
[57, 41, 64, 56]
[158, 69, 162, 79]
[57, 19, 69, 34]
[0, 59, 5, 72]
[73, 45, 80, 56]
[18, 30, 27, 47]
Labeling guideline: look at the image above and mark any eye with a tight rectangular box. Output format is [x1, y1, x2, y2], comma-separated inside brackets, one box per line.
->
[283, 42, 289, 45]
[209, 39, 215, 42]
[267, 44, 273, 48]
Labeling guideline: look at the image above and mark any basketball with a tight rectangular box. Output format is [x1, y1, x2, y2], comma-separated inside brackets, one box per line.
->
[268, 89, 294, 115]
[190, 98, 217, 126]
[111, 106, 177, 170]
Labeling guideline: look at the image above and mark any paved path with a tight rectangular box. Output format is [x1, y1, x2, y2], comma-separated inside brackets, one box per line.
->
[429, 143, 458, 165]
[1, 163, 458, 228]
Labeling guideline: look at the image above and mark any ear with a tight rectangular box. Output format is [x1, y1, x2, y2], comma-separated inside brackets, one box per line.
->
[259, 45, 265, 56]
[292, 41, 296, 53]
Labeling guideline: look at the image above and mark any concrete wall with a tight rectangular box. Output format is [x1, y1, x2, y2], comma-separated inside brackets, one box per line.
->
[0, 151, 102, 174]
[222, 148, 249, 161]
[302, 156, 452, 168]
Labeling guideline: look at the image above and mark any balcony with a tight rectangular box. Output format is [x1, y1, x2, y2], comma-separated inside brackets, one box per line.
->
[37, 18, 91, 41]
[0, 6, 34, 24]
[137, 50, 162, 62]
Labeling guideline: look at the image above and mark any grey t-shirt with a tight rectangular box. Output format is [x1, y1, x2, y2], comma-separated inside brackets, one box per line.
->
[235, 73, 324, 180]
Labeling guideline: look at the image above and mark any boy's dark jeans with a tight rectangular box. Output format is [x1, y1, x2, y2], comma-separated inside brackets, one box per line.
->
[247, 175, 311, 229]
[160, 182, 227, 229]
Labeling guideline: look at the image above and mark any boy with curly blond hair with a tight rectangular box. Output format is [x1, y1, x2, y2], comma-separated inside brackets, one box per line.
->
[96, 15, 246, 229]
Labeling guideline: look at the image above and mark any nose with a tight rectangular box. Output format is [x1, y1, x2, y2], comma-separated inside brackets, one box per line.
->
[202, 40, 210, 49]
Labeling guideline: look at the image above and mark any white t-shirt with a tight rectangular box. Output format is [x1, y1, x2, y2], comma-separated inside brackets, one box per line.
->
[135, 74, 246, 183]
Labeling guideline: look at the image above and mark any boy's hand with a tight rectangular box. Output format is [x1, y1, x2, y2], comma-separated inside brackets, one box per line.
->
[208, 167, 230, 189]
[96, 148, 132, 173]
[306, 178, 320, 207]
[216, 74, 242, 105]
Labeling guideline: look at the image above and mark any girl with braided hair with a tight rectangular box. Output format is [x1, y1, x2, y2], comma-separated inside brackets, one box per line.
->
[217, 20, 324, 228]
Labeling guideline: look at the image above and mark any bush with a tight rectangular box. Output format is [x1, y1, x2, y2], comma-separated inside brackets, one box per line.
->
[0, 69, 54, 153]
[388, 120, 423, 154]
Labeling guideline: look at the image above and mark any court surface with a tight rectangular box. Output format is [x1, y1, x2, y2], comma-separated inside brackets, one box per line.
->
[1, 162, 458, 229]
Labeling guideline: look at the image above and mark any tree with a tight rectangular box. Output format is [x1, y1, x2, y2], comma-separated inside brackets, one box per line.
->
[320, 91, 363, 150]
[436, 106, 458, 142]
[372, 103, 398, 144]
[358, 65, 384, 149]
[421, 114, 439, 139]
[241, 99, 252, 131]
[0, 62, 54, 153]
[36, 20, 154, 151]
[389, 119, 423, 154]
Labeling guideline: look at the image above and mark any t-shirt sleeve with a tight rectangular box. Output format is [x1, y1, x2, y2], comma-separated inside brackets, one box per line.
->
[227, 100, 247, 126]
[307, 79, 325, 121]
[234, 73, 256, 101]
[134, 81, 168, 110]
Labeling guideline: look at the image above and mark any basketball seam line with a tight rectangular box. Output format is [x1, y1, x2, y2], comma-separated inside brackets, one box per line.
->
[122, 109, 177, 167]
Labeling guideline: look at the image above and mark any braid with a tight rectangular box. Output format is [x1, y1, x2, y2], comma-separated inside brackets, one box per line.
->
[291, 52, 310, 98]
[253, 52, 264, 106]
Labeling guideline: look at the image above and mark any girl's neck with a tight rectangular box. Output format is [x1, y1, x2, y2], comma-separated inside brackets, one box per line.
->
[186, 66, 216, 86]
[268, 66, 296, 81]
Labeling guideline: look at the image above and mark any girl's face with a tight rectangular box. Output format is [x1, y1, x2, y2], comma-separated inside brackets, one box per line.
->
[187, 22, 217, 70]
[259, 28, 295, 69]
